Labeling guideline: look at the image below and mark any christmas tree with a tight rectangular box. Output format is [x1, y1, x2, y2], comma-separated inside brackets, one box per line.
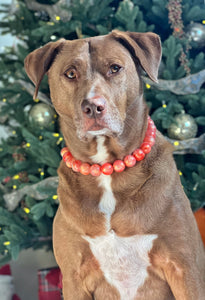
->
[0, 0, 205, 265]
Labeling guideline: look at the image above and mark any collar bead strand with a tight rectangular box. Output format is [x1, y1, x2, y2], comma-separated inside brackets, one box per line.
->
[61, 116, 156, 176]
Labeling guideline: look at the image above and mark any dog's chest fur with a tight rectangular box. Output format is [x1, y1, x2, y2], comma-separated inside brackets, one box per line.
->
[83, 137, 157, 300]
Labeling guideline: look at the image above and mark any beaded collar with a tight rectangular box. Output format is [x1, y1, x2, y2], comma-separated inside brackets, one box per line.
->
[61, 116, 156, 176]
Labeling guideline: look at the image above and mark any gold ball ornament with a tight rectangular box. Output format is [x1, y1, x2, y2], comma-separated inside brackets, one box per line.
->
[185, 23, 205, 48]
[168, 113, 198, 140]
[29, 103, 56, 129]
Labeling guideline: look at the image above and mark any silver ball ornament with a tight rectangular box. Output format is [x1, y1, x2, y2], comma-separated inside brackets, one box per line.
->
[185, 23, 205, 49]
[29, 103, 56, 128]
[168, 113, 198, 140]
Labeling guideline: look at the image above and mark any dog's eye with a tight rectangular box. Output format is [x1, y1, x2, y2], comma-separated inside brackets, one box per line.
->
[64, 69, 77, 79]
[109, 64, 121, 74]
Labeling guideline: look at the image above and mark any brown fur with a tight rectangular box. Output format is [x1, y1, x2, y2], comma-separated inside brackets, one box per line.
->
[25, 30, 205, 299]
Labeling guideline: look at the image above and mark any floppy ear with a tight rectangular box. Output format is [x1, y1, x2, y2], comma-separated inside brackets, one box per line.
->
[111, 30, 161, 82]
[24, 39, 65, 99]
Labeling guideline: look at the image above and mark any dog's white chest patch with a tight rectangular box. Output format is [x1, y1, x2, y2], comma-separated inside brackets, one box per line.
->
[91, 136, 116, 231]
[86, 137, 157, 299]
[84, 233, 157, 300]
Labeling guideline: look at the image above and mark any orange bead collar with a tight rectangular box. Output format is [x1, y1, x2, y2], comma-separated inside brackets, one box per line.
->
[61, 116, 156, 176]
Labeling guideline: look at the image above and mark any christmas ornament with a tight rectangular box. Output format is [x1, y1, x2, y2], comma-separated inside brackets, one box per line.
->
[167, 0, 184, 38]
[168, 113, 198, 140]
[61, 117, 156, 176]
[29, 103, 56, 129]
[143, 69, 205, 95]
[185, 23, 205, 49]
[167, 0, 191, 75]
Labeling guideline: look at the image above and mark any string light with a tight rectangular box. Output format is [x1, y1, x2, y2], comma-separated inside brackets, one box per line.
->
[53, 133, 60, 137]
[47, 22, 55, 26]
[146, 83, 151, 89]
[3, 241, 10, 246]
[24, 207, 30, 214]
[57, 137, 63, 145]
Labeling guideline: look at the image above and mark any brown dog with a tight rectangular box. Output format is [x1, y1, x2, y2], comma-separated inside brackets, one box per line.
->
[25, 30, 205, 300]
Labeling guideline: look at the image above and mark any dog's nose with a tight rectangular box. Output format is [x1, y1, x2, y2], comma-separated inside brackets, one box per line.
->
[81, 97, 106, 119]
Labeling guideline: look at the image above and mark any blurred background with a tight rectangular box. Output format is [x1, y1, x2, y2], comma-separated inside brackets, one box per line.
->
[0, 0, 205, 299]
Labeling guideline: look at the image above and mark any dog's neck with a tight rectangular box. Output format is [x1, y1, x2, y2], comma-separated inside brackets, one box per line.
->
[60, 97, 148, 164]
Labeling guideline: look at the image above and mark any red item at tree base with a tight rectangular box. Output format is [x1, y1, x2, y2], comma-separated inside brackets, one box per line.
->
[38, 267, 62, 300]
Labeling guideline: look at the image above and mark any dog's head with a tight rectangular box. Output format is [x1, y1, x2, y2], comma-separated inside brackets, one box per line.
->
[25, 31, 161, 142]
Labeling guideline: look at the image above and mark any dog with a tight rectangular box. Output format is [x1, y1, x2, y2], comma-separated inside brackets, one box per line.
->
[25, 30, 205, 300]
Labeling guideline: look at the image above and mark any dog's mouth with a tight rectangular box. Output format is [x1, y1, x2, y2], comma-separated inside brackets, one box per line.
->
[87, 122, 105, 132]
[82, 118, 108, 133]
[77, 118, 122, 140]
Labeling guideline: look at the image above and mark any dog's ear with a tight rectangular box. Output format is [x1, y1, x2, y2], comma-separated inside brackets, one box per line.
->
[111, 30, 161, 82]
[24, 39, 65, 99]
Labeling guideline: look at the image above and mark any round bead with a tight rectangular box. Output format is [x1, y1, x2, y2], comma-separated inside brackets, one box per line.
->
[148, 118, 154, 126]
[101, 163, 114, 175]
[62, 151, 72, 162]
[146, 129, 156, 138]
[113, 160, 126, 172]
[72, 160, 82, 172]
[143, 136, 155, 146]
[148, 123, 156, 132]
[60, 147, 69, 157]
[133, 149, 145, 161]
[80, 163, 90, 175]
[66, 156, 74, 168]
[140, 142, 152, 154]
[124, 155, 136, 168]
[90, 164, 101, 176]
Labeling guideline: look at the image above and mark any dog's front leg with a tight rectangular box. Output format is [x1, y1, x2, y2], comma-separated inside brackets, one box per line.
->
[162, 257, 205, 299]
[53, 208, 100, 300]
[61, 278, 93, 300]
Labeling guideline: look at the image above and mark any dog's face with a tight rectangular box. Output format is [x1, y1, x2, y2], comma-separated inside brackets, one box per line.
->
[48, 36, 143, 140]
[25, 31, 161, 142]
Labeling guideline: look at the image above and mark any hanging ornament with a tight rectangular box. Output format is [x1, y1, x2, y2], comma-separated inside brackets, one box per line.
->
[167, 0, 184, 38]
[29, 103, 56, 129]
[185, 23, 205, 49]
[168, 113, 198, 140]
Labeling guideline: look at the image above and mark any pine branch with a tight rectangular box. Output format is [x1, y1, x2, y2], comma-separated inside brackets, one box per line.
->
[143, 69, 205, 95]
[167, 133, 205, 155]
[24, 0, 71, 22]
[31, 236, 52, 243]
[18, 80, 52, 106]
[3, 176, 59, 211]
